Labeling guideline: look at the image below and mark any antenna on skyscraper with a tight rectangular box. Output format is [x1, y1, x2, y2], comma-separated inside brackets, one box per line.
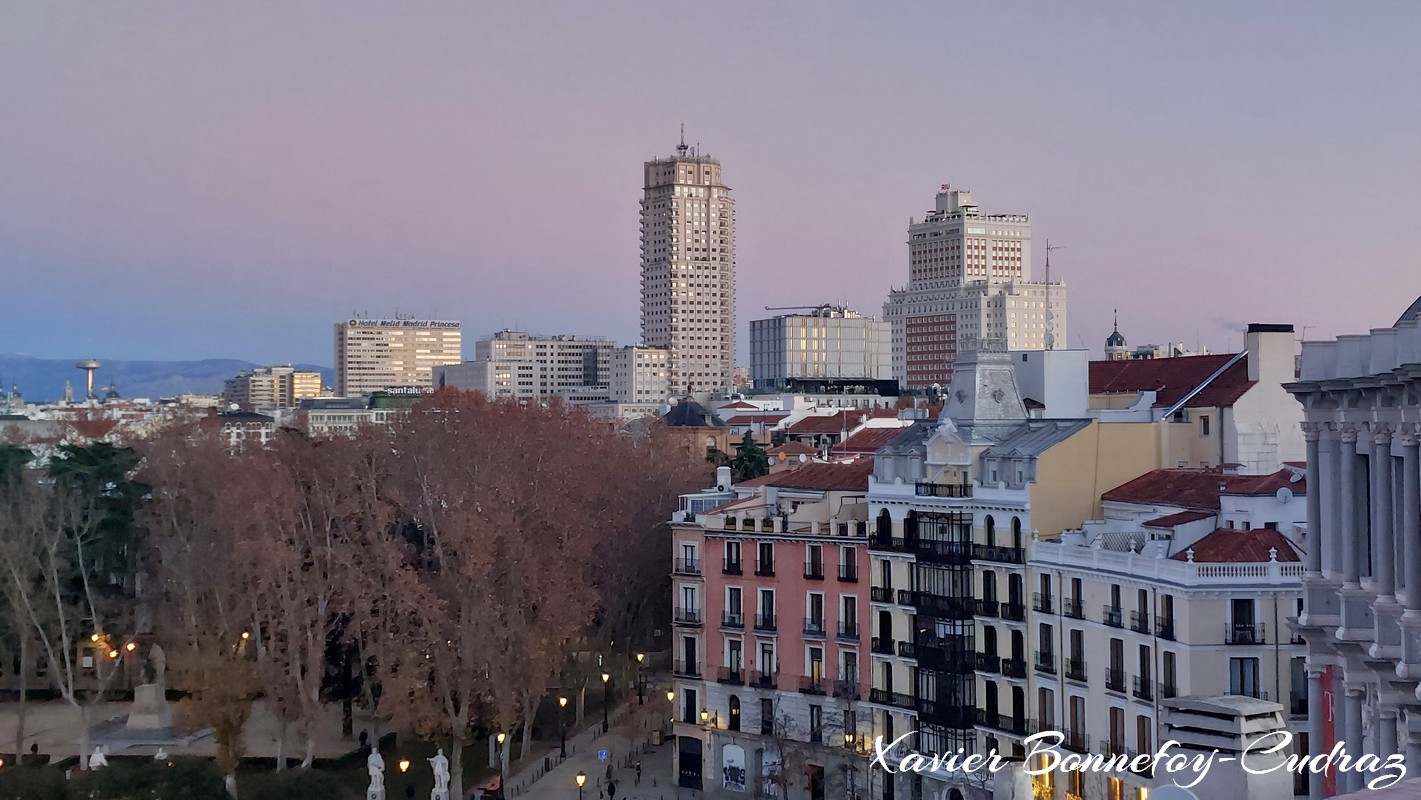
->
[1044, 239, 1066, 350]
[677, 123, 689, 157]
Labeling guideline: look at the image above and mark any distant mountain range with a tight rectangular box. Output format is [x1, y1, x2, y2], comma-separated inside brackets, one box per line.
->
[0, 355, 334, 403]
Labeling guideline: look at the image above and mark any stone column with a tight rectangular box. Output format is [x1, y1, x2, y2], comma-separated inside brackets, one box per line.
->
[1404, 427, 1421, 614]
[1305, 423, 1323, 577]
[1343, 684, 1365, 795]
[1327, 425, 1344, 580]
[1373, 426, 1396, 598]
[1306, 666, 1326, 800]
[1408, 729, 1421, 773]
[1379, 709, 1399, 759]
[1341, 426, 1361, 587]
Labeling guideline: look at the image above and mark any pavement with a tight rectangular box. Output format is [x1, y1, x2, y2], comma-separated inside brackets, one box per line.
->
[502, 690, 686, 800]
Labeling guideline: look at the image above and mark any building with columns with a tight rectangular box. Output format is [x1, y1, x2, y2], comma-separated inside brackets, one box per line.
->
[1285, 302, 1421, 799]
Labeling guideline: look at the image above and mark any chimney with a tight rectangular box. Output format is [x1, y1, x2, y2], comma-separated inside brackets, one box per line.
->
[1245, 323, 1295, 385]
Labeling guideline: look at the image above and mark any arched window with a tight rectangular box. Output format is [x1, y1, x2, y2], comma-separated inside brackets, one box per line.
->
[1012, 516, 1023, 550]
[729, 695, 741, 731]
[877, 509, 892, 542]
[985, 515, 997, 547]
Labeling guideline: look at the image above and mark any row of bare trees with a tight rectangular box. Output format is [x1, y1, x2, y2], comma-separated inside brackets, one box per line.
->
[0, 391, 706, 798]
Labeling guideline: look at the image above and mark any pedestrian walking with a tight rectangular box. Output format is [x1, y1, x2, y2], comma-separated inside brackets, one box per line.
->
[635, 762, 642, 785]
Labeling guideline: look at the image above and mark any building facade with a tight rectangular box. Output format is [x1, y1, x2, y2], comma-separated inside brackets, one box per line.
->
[433, 330, 614, 404]
[1285, 302, 1421, 798]
[750, 306, 891, 391]
[640, 141, 736, 395]
[334, 317, 462, 397]
[221, 365, 323, 410]
[883, 187, 1067, 390]
[610, 344, 671, 404]
[669, 463, 875, 800]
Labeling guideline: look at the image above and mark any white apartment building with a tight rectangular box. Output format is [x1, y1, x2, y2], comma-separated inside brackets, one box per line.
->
[295, 397, 402, 437]
[432, 330, 614, 404]
[610, 344, 671, 404]
[334, 318, 462, 397]
[221, 365, 323, 410]
[641, 140, 736, 395]
[883, 187, 1066, 390]
[1285, 299, 1421, 798]
[1017, 467, 1309, 800]
[750, 306, 891, 391]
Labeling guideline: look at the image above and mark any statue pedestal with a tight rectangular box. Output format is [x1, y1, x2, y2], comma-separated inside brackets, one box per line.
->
[431, 790, 449, 800]
[367, 788, 385, 800]
[125, 684, 173, 730]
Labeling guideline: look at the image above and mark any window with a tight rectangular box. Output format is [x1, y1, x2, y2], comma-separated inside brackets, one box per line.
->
[1109, 707, 1125, 754]
[760, 697, 775, 735]
[727, 587, 743, 620]
[725, 540, 741, 570]
[1200, 416, 1210, 436]
[1108, 777, 1123, 800]
[809, 704, 823, 743]
[1230, 657, 1260, 698]
[1137, 714, 1153, 755]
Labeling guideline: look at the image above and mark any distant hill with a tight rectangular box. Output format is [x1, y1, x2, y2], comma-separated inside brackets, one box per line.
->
[0, 355, 334, 402]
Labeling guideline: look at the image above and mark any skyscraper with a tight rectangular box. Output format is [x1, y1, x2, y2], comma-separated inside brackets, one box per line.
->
[640, 137, 736, 395]
[883, 186, 1067, 390]
[334, 317, 462, 397]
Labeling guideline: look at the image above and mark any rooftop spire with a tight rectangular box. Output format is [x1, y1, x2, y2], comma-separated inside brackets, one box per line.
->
[677, 123, 689, 157]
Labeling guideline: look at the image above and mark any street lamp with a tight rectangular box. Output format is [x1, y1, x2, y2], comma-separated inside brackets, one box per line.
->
[558, 696, 568, 758]
[496, 732, 507, 799]
[601, 671, 611, 733]
[576, 770, 588, 800]
[635, 653, 645, 705]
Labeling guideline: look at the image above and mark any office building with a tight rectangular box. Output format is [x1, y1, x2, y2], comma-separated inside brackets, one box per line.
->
[334, 317, 462, 397]
[1285, 298, 1421, 798]
[433, 330, 614, 404]
[750, 306, 891, 391]
[883, 187, 1066, 390]
[640, 138, 736, 395]
[221, 365, 323, 410]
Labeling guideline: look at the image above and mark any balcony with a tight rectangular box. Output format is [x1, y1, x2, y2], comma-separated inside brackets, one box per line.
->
[832, 679, 860, 701]
[721, 612, 744, 629]
[838, 564, 859, 583]
[1062, 597, 1084, 619]
[1001, 602, 1026, 622]
[673, 607, 702, 626]
[1001, 658, 1028, 679]
[973, 544, 1025, 564]
[871, 637, 895, 655]
[1062, 730, 1090, 753]
[1105, 668, 1127, 694]
[915, 482, 972, 498]
[803, 618, 827, 638]
[978, 711, 1029, 736]
[753, 614, 777, 632]
[673, 660, 701, 678]
[673, 558, 701, 576]
[722, 558, 742, 576]
[1226, 622, 1266, 645]
[1133, 675, 1153, 701]
[976, 652, 1001, 674]
[1034, 651, 1056, 676]
[837, 621, 860, 641]
[869, 534, 910, 553]
[1159, 681, 1178, 699]
[897, 641, 917, 660]
[749, 670, 778, 689]
[717, 667, 744, 685]
[799, 676, 828, 696]
[1064, 658, 1087, 682]
[1129, 611, 1151, 634]
[900, 591, 973, 619]
[914, 539, 973, 565]
[869, 689, 916, 710]
[1033, 593, 1055, 614]
[1290, 693, 1307, 716]
[974, 598, 1000, 618]
[870, 586, 895, 603]
[804, 561, 825, 580]
[1103, 605, 1124, 628]
[754, 560, 775, 577]
[1155, 615, 1176, 640]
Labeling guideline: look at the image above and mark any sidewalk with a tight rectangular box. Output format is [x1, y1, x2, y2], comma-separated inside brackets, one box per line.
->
[500, 693, 679, 800]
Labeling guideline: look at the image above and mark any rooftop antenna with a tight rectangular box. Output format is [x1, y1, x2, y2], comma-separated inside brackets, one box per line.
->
[677, 123, 689, 157]
[1044, 239, 1065, 350]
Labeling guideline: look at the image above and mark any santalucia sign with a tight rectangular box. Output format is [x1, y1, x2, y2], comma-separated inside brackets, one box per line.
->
[869, 731, 1408, 792]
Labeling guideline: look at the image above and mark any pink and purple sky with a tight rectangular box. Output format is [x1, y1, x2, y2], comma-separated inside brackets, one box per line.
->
[3, 2, 1418, 366]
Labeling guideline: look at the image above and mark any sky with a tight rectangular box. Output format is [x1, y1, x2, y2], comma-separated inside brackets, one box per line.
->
[2, 2, 1419, 366]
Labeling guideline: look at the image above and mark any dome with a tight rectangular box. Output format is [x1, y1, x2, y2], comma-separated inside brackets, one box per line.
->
[1106, 328, 1126, 347]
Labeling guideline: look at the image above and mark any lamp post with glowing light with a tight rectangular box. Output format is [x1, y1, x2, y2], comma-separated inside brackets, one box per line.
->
[558, 696, 569, 758]
[635, 652, 645, 705]
[496, 731, 507, 799]
[601, 671, 611, 733]
[576, 770, 587, 800]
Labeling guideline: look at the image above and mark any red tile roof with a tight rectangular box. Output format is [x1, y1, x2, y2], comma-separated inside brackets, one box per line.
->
[1169, 527, 1302, 563]
[830, 426, 908, 455]
[736, 459, 874, 492]
[786, 409, 897, 436]
[1103, 468, 1305, 510]
[1142, 510, 1216, 528]
[1089, 354, 1256, 408]
[768, 441, 817, 457]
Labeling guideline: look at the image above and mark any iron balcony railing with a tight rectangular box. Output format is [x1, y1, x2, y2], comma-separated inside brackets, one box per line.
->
[973, 544, 1025, 564]
[673, 660, 700, 678]
[673, 607, 702, 626]
[1159, 681, 1178, 699]
[871, 637, 896, 655]
[974, 598, 1000, 618]
[870, 586, 895, 603]
[1034, 651, 1057, 675]
[1133, 675, 1154, 701]
[753, 614, 777, 632]
[1129, 611, 1151, 634]
[978, 711, 1030, 736]
[1001, 602, 1027, 622]
[868, 689, 915, 710]
[1064, 658, 1087, 682]
[1062, 596, 1084, 619]
[838, 564, 859, 582]
[673, 558, 701, 576]
[1105, 668, 1127, 693]
[1001, 658, 1028, 679]
[1103, 605, 1124, 628]
[1033, 592, 1055, 614]
[803, 618, 827, 637]
[749, 669, 778, 689]
[717, 666, 744, 685]
[837, 621, 859, 641]
[721, 612, 744, 629]
[1226, 622, 1266, 644]
[722, 558, 742, 576]
[804, 561, 825, 580]
[976, 652, 1001, 673]
[914, 482, 972, 498]
[754, 560, 775, 577]
[799, 676, 828, 696]
[1155, 615, 1176, 640]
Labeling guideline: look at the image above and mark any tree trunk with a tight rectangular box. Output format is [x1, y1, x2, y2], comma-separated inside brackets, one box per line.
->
[520, 692, 535, 766]
[275, 719, 287, 771]
[577, 685, 586, 725]
[77, 703, 90, 770]
[449, 738, 464, 800]
[14, 636, 26, 759]
[301, 732, 315, 769]
[224, 773, 239, 799]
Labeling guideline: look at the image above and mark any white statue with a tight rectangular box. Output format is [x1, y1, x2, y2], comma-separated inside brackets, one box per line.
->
[154, 747, 169, 761]
[430, 748, 451, 791]
[89, 746, 109, 769]
[368, 749, 386, 789]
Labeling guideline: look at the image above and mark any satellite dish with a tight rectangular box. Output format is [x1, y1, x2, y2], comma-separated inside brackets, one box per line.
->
[1276, 487, 1293, 503]
[799, 454, 808, 463]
